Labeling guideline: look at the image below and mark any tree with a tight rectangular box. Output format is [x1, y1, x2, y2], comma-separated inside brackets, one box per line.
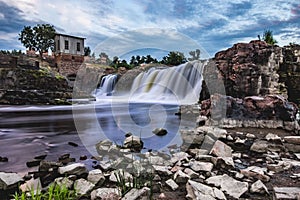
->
[19, 24, 56, 59]
[188, 49, 200, 61]
[262, 30, 277, 45]
[84, 46, 91, 56]
[162, 51, 187, 66]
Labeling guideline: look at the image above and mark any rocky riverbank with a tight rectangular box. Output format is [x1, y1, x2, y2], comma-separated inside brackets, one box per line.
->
[1, 125, 299, 200]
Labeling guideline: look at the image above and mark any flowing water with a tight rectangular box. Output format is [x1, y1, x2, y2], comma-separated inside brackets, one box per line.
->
[0, 61, 205, 173]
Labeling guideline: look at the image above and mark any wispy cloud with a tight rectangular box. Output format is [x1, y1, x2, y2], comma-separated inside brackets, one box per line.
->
[0, 0, 299, 56]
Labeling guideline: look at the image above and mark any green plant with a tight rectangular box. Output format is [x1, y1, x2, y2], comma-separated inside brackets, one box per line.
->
[263, 30, 277, 45]
[12, 183, 76, 200]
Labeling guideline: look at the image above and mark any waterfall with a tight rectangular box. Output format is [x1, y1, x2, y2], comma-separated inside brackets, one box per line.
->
[95, 61, 206, 104]
[128, 61, 206, 104]
[95, 74, 118, 96]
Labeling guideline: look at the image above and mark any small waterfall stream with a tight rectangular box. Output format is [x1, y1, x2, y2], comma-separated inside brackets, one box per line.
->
[95, 74, 118, 96]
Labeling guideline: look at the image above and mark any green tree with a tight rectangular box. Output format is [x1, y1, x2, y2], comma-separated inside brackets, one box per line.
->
[19, 24, 56, 59]
[84, 46, 91, 56]
[188, 49, 200, 61]
[263, 30, 277, 45]
[162, 51, 186, 66]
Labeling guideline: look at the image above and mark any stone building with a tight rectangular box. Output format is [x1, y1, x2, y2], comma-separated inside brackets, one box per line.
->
[54, 33, 85, 79]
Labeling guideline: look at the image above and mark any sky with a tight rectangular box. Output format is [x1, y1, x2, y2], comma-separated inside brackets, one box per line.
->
[0, 0, 299, 59]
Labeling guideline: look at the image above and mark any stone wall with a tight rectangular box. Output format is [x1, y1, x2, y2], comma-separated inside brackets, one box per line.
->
[55, 54, 84, 77]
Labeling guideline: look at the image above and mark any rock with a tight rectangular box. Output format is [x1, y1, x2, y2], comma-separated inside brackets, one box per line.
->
[0, 172, 23, 190]
[240, 166, 270, 182]
[109, 169, 133, 183]
[184, 168, 199, 179]
[246, 133, 256, 139]
[39, 160, 62, 172]
[206, 174, 248, 199]
[125, 132, 132, 137]
[209, 140, 232, 157]
[124, 135, 144, 151]
[213, 187, 227, 200]
[79, 155, 87, 160]
[273, 187, 300, 200]
[96, 139, 113, 152]
[165, 179, 179, 191]
[74, 178, 95, 196]
[26, 159, 42, 168]
[186, 180, 215, 200]
[54, 177, 73, 189]
[250, 180, 269, 194]
[122, 187, 150, 200]
[190, 161, 214, 172]
[0, 156, 8, 162]
[284, 136, 300, 144]
[68, 141, 79, 147]
[58, 163, 87, 176]
[153, 165, 172, 176]
[170, 152, 190, 164]
[152, 128, 168, 136]
[265, 133, 282, 142]
[87, 169, 105, 186]
[34, 154, 47, 160]
[235, 137, 247, 144]
[91, 188, 120, 200]
[250, 140, 269, 153]
[174, 170, 190, 183]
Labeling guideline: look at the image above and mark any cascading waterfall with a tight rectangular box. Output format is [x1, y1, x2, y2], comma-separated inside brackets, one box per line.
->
[95, 60, 206, 104]
[95, 74, 118, 96]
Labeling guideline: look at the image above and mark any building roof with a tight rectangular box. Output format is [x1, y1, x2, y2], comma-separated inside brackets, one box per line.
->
[55, 33, 86, 40]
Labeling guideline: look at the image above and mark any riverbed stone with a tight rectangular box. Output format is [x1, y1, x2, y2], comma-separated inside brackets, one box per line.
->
[90, 188, 120, 200]
[74, 178, 95, 196]
[122, 187, 150, 200]
[87, 169, 105, 186]
[273, 187, 300, 199]
[186, 180, 216, 200]
[174, 170, 190, 183]
[250, 180, 269, 194]
[165, 179, 179, 191]
[284, 136, 300, 144]
[0, 172, 23, 190]
[190, 160, 214, 172]
[250, 140, 269, 153]
[209, 140, 232, 157]
[54, 177, 73, 189]
[58, 163, 87, 176]
[152, 128, 168, 136]
[124, 135, 144, 151]
[206, 174, 248, 199]
[153, 165, 172, 176]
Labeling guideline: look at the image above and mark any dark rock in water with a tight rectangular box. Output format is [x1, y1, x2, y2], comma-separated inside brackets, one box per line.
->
[0, 156, 8, 162]
[68, 141, 79, 147]
[34, 154, 47, 160]
[23, 174, 32, 181]
[80, 155, 88, 160]
[152, 128, 168, 136]
[125, 132, 132, 137]
[59, 153, 70, 161]
[26, 159, 42, 168]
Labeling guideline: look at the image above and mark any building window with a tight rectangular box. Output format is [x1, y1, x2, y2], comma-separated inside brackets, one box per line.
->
[57, 40, 60, 51]
[65, 40, 69, 50]
[77, 42, 80, 51]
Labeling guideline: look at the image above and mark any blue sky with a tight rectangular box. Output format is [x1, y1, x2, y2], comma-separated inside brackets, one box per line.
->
[0, 0, 299, 59]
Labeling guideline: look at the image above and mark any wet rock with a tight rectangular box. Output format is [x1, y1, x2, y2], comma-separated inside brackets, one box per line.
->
[0, 156, 8, 162]
[209, 140, 232, 157]
[58, 163, 87, 176]
[152, 128, 168, 136]
[250, 180, 269, 194]
[124, 135, 144, 151]
[79, 155, 87, 160]
[273, 187, 300, 200]
[39, 160, 62, 172]
[74, 178, 95, 196]
[206, 174, 248, 199]
[90, 188, 120, 200]
[68, 141, 79, 147]
[0, 172, 23, 190]
[174, 170, 190, 183]
[87, 169, 105, 186]
[122, 187, 150, 200]
[190, 160, 214, 172]
[26, 159, 42, 168]
[34, 154, 47, 160]
[165, 179, 179, 191]
[125, 132, 132, 137]
[265, 133, 282, 142]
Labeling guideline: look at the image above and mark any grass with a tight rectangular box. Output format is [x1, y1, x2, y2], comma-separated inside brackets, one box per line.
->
[13, 183, 77, 200]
